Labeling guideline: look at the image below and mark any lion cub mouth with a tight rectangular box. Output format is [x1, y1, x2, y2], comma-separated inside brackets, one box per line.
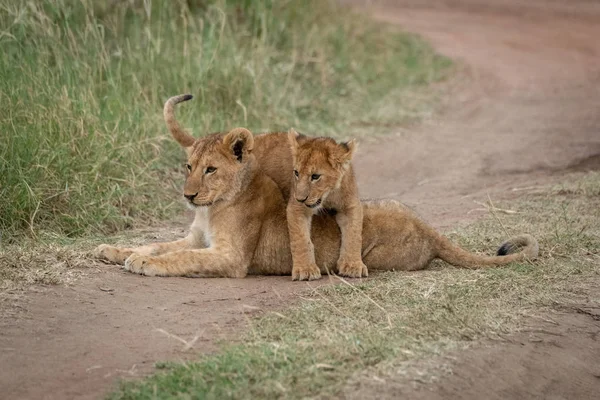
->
[187, 200, 214, 208]
[305, 199, 322, 208]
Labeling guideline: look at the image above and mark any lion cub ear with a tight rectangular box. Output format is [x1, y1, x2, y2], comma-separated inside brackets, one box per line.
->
[330, 139, 357, 168]
[288, 128, 300, 157]
[223, 128, 255, 162]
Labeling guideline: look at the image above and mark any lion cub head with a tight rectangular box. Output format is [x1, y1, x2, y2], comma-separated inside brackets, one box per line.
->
[288, 128, 356, 209]
[163, 95, 256, 208]
[182, 128, 255, 208]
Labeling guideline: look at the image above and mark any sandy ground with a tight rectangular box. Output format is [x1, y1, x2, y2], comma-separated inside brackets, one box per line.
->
[1, 0, 600, 399]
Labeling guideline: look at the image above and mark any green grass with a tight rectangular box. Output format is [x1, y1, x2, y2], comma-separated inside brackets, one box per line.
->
[0, 0, 451, 242]
[109, 172, 600, 399]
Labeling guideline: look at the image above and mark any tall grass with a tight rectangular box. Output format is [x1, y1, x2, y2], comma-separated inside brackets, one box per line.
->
[0, 0, 450, 241]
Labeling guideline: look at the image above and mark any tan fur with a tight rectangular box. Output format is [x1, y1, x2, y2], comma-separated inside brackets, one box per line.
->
[94, 102, 538, 277]
[286, 129, 367, 280]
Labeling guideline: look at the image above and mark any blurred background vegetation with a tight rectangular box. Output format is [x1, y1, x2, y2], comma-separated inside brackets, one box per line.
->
[0, 0, 450, 242]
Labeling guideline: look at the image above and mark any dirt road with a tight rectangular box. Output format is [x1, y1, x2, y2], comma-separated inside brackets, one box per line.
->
[2, 1, 599, 399]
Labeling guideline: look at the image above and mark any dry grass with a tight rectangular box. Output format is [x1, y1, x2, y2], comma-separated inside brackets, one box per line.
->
[0, 243, 87, 292]
[0, 219, 187, 296]
[109, 173, 600, 399]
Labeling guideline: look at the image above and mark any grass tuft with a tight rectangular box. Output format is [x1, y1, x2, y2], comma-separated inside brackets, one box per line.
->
[0, 0, 451, 241]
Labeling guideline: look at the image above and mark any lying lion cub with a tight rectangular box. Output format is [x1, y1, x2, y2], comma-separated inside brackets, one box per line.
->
[95, 129, 538, 277]
[287, 130, 367, 281]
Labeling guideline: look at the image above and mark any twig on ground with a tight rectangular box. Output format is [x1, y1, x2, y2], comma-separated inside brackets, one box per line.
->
[154, 328, 202, 351]
[469, 200, 519, 215]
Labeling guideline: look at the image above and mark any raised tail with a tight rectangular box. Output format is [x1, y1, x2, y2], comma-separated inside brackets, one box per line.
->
[435, 233, 539, 269]
[163, 94, 195, 147]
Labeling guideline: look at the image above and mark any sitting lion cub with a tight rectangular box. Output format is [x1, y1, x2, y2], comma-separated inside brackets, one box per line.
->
[287, 130, 367, 281]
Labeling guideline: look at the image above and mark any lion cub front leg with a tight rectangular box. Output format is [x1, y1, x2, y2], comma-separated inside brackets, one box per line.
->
[335, 204, 368, 278]
[287, 202, 322, 281]
[94, 236, 197, 265]
[124, 247, 247, 278]
[94, 244, 136, 265]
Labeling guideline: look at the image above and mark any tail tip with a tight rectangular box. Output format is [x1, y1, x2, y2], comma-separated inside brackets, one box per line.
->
[182, 94, 193, 101]
[497, 242, 513, 256]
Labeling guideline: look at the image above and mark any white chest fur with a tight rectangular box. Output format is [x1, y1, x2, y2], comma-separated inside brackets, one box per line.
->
[190, 207, 212, 247]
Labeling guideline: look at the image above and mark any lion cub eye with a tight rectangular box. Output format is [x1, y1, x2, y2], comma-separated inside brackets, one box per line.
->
[311, 174, 321, 181]
[293, 170, 299, 178]
[185, 164, 192, 172]
[205, 166, 217, 174]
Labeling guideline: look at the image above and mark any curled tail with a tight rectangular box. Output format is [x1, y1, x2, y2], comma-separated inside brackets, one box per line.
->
[435, 233, 539, 269]
[164, 94, 195, 147]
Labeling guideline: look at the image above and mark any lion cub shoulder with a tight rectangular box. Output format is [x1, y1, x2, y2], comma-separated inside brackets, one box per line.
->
[286, 129, 367, 281]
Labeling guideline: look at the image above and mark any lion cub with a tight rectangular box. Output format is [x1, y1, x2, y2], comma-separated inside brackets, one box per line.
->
[287, 129, 368, 281]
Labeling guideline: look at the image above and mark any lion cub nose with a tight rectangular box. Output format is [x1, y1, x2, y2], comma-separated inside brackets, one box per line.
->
[296, 196, 308, 203]
[184, 192, 198, 201]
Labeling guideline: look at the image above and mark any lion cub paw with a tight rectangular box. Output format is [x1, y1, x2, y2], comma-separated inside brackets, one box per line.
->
[292, 263, 322, 281]
[124, 254, 166, 277]
[337, 259, 368, 278]
[94, 244, 132, 265]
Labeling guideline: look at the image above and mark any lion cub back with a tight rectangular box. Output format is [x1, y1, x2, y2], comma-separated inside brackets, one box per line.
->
[252, 132, 295, 200]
